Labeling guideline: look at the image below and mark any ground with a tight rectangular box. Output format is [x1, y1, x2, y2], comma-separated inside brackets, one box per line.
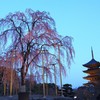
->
[0, 95, 73, 100]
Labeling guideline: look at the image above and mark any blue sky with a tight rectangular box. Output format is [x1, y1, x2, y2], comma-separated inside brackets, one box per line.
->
[0, 0, 100, 88]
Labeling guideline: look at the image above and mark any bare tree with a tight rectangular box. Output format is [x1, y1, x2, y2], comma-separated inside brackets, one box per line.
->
[0, 9, 74, 92]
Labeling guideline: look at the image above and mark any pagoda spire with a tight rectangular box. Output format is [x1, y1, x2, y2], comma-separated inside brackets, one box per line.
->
[91, 47, 94, 59]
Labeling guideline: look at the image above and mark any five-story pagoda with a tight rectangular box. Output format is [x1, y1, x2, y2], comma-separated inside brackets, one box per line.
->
[83, 48, 100, 88]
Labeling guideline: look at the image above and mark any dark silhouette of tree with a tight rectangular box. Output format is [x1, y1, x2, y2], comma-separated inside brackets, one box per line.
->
[62, 84, 74, 97]
[31, 83, 58, 95]
[0, 9, 74, 92]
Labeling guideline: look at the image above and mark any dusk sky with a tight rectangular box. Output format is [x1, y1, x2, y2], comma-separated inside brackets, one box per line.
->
[0, 0, 100, 88]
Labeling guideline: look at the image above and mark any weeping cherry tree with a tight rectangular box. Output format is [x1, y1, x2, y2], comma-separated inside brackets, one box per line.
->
[0, 9, 74, 92]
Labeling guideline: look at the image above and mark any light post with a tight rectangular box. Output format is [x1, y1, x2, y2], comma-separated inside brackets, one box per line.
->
[10, 55, 15, 96]
[58, 45, 63, 97]
[53, 64, 58, 96]
[41, 49, 49, 98]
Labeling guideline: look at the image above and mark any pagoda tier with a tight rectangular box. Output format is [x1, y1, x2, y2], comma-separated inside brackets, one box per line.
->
[83, 74, 100, 81]
[83, 82, 96, 86]
[83, 58, 100, 68]
[83, 81, 100, 87]
[83, 68, 100, 75]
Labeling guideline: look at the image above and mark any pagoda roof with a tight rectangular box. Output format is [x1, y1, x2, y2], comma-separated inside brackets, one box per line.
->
[83, 68, 100, 73]
[83, 82, 96, 86]
[83, 58, 100, 68]
[83, 74, 100, 80]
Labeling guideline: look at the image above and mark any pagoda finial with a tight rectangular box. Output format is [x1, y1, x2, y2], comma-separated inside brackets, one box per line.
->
[91, 47, 94, 59]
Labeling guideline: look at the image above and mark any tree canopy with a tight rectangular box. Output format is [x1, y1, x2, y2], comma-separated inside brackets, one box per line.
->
[0, 9, 74, 92]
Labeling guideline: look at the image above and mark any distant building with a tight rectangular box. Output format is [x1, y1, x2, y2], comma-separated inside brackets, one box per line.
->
[83, 48, 100, 95]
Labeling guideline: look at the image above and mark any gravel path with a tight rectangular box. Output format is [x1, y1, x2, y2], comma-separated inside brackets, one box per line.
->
[0, 96, 18, 100]
[0, 95, 73, 100]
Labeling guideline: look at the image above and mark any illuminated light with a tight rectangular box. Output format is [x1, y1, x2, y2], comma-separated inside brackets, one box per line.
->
[74, 96, 77, 99]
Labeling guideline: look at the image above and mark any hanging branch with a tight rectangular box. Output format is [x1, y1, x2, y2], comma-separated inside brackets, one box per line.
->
[0, 9, 75, 93]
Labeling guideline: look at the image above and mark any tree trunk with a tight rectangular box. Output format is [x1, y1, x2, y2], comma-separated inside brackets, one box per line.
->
[20, 67, 26, 92]
[4, 83, 6, 96]
[10, 68, 13, 96]
[18, 67, 29, 100]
